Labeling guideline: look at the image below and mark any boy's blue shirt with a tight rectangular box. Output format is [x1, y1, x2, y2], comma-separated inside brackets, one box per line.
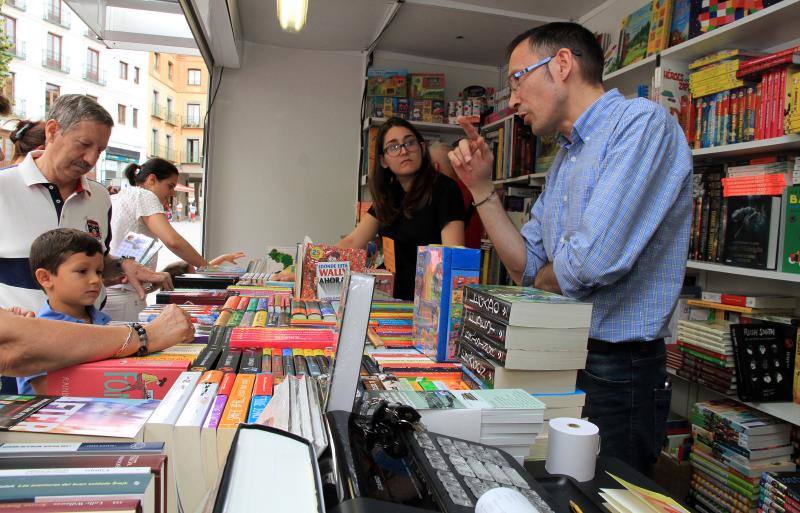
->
[15, 301, 112, 395]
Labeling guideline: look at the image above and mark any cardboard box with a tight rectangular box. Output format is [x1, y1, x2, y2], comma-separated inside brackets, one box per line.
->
[367, 69, 408, 98]
[411, 73, 445, 100]
[410, 100, 446, 123]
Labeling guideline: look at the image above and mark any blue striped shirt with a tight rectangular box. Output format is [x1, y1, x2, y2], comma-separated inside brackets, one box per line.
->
[521, 89, 692, 342]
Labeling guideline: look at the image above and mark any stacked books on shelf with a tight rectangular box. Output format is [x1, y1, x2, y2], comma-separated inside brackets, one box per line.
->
[236, 249, 296, 286]
[457, 284, 592, 394]
[759, 471, 800, 513]
[365, 388, 545, 462]
[367, 300, 414, 348]
[504, 186, 540, 231]
[688, 400, 796, 513]
[290, 299, 338, 328]
[483, 115, 535, 181]
[672, 319, 736, 395]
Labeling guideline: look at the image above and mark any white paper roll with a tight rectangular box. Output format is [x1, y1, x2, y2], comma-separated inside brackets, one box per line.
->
[545, 417, 600, 482]
[476, 487, 540, 513]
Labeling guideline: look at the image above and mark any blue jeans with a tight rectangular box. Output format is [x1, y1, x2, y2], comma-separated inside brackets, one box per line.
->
[576, 339, 671, 476]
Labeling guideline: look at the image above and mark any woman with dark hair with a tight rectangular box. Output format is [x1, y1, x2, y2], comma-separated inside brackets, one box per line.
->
[9, 120, 46, 165]
[340, 117, 465, 299]
[105, 157, 243, 320]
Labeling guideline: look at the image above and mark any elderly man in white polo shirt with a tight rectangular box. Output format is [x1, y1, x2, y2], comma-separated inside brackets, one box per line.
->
[0, 94, 171, 313]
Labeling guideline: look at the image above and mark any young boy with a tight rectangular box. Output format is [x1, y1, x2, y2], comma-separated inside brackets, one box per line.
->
[17, 228, 111, 394]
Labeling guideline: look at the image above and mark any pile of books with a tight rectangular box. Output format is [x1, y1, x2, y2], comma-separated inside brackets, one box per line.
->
[673, 319, 736, 395]
[688, 400, 795, 513]
[366, 388, 545, 462]
[156, 288, 235, 306]
[759, 471, 800, 513]
[457, 284, 592, 394]
[291, 299, 338, 328]
[0, 396, 164, 513]
[367, 300, 414, 348]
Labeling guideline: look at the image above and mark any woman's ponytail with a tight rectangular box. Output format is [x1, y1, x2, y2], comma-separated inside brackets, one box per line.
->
[124, 163, 141, 185]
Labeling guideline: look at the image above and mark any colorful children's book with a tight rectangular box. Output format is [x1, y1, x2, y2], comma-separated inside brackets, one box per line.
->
[783, 185, 800, 274]
[413, 246, 481, 362]
[617, 2, 653, 68]
[300, 244, 366, 300]
[647, 0, 674, 55]
[46, 359, 190, 400]
[668, 0, 691, 47]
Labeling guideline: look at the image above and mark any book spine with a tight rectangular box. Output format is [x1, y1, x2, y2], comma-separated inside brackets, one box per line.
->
[456, 338, 496, 388]
[462, 306, 507, 346]
[238, 348, 261, 374]
[459, 325, 507, 365]
[463, 286, 512, 325]
[217, 374, 255, 429]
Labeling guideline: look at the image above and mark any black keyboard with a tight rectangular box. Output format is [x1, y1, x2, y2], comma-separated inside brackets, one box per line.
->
[405, 430, 557, 513]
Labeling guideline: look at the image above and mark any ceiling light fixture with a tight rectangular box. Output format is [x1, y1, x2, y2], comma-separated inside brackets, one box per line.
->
[277, 0, 308, 33]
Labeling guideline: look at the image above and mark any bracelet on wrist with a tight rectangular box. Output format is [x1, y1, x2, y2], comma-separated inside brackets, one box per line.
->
[114, 325, 135, 357]
[129, 322, 149, 356]
[472, 189, 497, 208]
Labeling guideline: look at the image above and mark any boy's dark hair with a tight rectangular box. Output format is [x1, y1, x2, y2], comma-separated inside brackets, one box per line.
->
[162, 261, 190, 279]
[506, 22, 605, 85]
[30, 228, 104, 282]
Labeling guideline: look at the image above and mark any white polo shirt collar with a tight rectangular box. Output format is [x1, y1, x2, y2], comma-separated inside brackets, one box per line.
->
[18, 150, 91, 196]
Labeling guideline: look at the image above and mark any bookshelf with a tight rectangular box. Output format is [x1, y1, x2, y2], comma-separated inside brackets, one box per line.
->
[363, 117, 466, 136]
[492, 171, 548, 186]
[691, 134, 800, 158]
[686, 261, 800, 283]
[667, 368, 800, 425]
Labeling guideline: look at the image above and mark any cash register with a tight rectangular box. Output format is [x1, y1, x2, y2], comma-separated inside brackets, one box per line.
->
[210, 274, 562, 513]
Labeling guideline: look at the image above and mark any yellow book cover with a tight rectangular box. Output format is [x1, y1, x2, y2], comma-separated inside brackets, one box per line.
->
[218, 373, 256, 428]
[689, 49, 745, 70]
[262, 348, 272, 356]
[646, 0, 673, 55]
[253, 310, 267, 327]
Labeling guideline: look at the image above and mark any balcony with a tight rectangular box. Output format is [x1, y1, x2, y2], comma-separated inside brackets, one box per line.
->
[150, 143, 178, 163]
[12, 98, 26, 118]
[6, 0, 26, 11]
[151, 102, 164, 119]
[182, 153, 202, 164]
[42, 51, 70, 74]
[42, 4, 70, 28]
[6, 40, 26, 60]
[183, 118, 202, 128]
[165, 110, 179, 126]
[82, 66, 106, 86]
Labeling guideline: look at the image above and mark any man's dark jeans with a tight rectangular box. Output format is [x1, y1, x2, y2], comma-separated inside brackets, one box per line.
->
[576, 339, 671, 476]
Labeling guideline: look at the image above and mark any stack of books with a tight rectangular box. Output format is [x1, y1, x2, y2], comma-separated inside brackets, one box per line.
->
[155, 288, 235, 306]
[688, 400, 796, 513]
[366, 388, 545, 462]
[674, 319, 736, 395]
[457, 284, 592, 394]
[290, 299, 337, 328]
[759, 471, 800, 513]
[367, 300, 414, 348]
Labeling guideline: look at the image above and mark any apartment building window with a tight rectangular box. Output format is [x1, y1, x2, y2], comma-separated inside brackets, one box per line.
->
[186, 103, 200, 127]
[166, 97, 173, 115]
[153, 52, 160, 71]
[151, 129, 158, 154]
[86, 48, 99, 81]
[134, 66, 140, 84]
[46, 32, 61, 68]
[187, 69, 201, 86]
[186, 139, 200, 163]
[167, 61, 173, 80]
[46, 0, 61, 22]
[119, 61, 128, 80]
[4, 16, 16, 49]
[165, 134, 172, 159]
[45, 83, 60, 113]
[132, 108, 138, 128]
[117, 104, 125, 125]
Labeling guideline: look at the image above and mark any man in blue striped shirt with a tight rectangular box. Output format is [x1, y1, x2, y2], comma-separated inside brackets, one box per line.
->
[449, 23, 692, 474]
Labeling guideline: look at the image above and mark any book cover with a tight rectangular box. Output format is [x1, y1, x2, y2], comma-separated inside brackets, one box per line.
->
[617, 2, 652, 68]
[0, 473, 153, 502]
[463, 284, 592, 328]
[412, 246, 481, 362]
[0, 396, 54, 430]
[668, 0, 691, 46]
[721, 195, 782, 270]
[783, 185, 800, 273]
[315, 261, 350, 301]
[300, 244, 366, 300]
[731, 323, 796, 402]
[10, 397, 159, 439]
[647, 0, 674, 55]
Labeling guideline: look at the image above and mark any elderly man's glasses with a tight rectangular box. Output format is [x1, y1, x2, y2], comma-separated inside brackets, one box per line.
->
[508, 49, 583, 92]
[383, 138, 421, 157]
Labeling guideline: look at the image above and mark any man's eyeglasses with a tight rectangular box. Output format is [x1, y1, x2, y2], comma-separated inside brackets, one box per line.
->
[383, 138, 421, 157]
[507, 49, 583, 92]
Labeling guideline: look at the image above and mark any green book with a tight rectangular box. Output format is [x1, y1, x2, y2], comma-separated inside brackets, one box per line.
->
[782, 185, 800, 274]
[0, 472, 153, 501]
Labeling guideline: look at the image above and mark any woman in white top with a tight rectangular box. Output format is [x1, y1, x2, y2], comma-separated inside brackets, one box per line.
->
[105, 158, 243, 321]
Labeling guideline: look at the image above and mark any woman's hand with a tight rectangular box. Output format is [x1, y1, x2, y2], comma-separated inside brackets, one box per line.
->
[209, 252, 246, 266]
[271, 268, 295, 282]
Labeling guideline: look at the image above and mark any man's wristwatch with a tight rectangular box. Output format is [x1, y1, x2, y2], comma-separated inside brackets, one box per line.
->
[129, 322, 149, 356]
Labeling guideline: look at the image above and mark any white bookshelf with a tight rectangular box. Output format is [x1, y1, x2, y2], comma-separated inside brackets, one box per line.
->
[491, 171, 548, 185]
[667, 369, 800, 425]
[686, 261, 800, 283]
[482, 113, 517, 133]
[692, 134, 800, 158]
[364, 117, 465, 135]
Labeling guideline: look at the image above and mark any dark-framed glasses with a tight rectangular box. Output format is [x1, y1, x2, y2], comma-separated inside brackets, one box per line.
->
[507, 48, 583, 92]
[383, 138, 421, 157]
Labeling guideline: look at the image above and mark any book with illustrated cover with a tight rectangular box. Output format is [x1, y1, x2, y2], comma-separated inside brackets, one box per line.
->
[617, 2, 652, 68]
[721, 195, 782, 270]
[647, 0, 674, 55]
[0, 396, 54, 430]
[730, 323, 796, 402]
[691, 400, 791, 439]
[413, 246, 480, 362]
[110, 232, 161, 265]
[668, 0, 691, 47]
[315, 260, 350, 301]
[782, 185, 800, 274]
[7, 397, 159, 441]
[300, 243, 366, 300]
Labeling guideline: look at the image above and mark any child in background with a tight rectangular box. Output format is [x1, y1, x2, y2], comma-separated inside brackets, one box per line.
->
[17, 228, 112, 394]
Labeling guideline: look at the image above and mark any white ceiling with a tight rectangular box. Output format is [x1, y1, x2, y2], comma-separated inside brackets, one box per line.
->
[235, 0, 608, 67]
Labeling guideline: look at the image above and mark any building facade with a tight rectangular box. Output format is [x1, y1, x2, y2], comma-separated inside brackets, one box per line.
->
[0, 0, 148, 184]
[147, 51, 207, 216]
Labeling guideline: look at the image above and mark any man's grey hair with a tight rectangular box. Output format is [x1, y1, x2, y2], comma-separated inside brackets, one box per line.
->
[428, 141, 451, 156]
[47, 94, 114, 133]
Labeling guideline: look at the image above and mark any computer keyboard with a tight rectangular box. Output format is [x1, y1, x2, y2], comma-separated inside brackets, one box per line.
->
[406, 430, 557, 513]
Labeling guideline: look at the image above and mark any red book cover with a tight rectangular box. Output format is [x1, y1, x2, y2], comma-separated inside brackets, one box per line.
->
[217, 372, 237, 396]
[46, 359, 190, 400]
[737, 47, 800, 76]
[229, 327, 336, 349]
[755, 83, 763, 140]
[764, 71, 774, 139]
[300, 244, 366, 300]
[252, 373, 274, 396]
[770, 69, 780, 138]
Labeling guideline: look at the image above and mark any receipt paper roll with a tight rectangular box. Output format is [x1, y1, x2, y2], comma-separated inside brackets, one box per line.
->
[476, 487, 539, 513]
[545, 417, 600, 482]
